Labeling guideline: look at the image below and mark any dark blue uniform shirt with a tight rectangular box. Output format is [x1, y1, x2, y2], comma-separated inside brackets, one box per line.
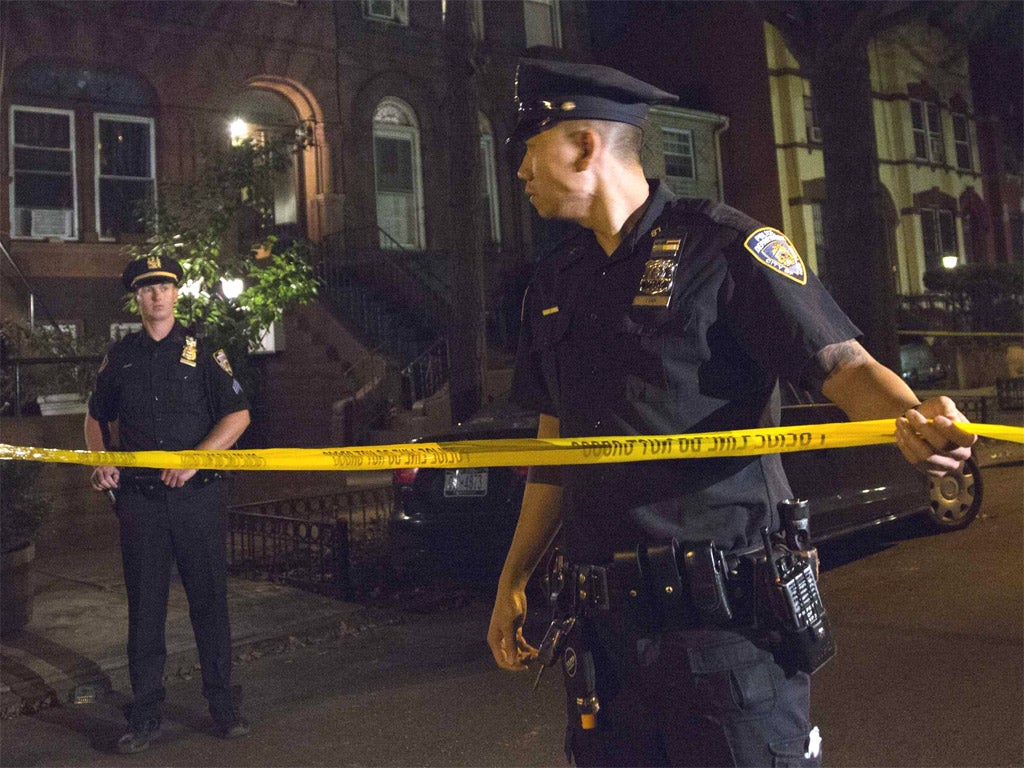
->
[511, 182, 859, 563]
[89, 322, 249, 453]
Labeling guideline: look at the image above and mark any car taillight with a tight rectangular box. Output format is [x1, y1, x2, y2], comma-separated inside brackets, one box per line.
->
[393, 467, 419, 486]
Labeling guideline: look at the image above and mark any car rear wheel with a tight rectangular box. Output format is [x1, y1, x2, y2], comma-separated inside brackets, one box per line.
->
[923, 457, 982, 532]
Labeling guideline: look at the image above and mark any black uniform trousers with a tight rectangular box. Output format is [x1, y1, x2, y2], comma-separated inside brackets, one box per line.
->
[116, 480, 234, 725]
[565, 615, 818, 768]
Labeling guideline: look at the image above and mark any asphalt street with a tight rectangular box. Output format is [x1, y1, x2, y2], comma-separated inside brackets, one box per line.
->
[1, 465, 1021, 767]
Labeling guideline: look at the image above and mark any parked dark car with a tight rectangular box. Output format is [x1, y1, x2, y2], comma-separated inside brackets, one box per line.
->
[387, 397, 981, 579]
[899, 339, 948, 389]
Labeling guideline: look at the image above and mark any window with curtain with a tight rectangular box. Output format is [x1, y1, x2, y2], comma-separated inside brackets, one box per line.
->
[373, 98, 425, 249]
[95, 114, 155, 238]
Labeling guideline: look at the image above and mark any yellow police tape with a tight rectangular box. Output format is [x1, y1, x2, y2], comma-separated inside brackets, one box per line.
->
[1, 420, 1021, 472]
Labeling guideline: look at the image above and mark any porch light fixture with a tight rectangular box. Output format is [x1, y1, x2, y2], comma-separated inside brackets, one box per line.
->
[221, 277, 244, 299]
[942, 255, 959, 270]
[229, 118, 249, 146]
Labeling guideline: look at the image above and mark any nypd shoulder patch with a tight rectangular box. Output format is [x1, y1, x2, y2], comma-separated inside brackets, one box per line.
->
[214, 349, 234, 376]
[743, 227, 807, 285]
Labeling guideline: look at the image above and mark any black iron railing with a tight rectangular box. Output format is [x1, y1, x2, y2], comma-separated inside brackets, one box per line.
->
[225, 486, 392, 598]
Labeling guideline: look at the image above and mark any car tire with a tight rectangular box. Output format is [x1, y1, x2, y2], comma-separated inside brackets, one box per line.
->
[922, 456, 982, 532]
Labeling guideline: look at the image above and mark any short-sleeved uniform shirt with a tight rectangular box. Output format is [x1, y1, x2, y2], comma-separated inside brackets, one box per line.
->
[88, 322, 249, 453]
[511, 182, 859, 563]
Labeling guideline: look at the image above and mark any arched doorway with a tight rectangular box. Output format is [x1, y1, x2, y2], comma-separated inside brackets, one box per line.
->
[229, 78, 331, 242]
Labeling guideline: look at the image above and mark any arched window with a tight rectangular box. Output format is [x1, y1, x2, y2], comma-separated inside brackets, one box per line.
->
[373, 98, 425, 250]
[478, 112, 501, 244]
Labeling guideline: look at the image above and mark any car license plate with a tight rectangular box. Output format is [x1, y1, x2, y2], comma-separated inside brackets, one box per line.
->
[444, 468, 488, 497]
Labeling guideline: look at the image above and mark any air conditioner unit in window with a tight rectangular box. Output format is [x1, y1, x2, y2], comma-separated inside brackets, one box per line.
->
[30, 209, 74, 239]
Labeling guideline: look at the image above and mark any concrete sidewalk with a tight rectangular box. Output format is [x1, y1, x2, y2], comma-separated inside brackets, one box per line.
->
[0, 473, 396, 720]
[0, 533, 380, 719]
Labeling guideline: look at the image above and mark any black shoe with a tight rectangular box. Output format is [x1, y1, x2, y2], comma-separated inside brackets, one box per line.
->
[116, 719, 161, 754]
[213, 712, 250, 739]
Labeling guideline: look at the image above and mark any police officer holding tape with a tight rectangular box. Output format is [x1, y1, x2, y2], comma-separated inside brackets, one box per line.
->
[487, 59, 975, 767]
[84, 255, 251, 754]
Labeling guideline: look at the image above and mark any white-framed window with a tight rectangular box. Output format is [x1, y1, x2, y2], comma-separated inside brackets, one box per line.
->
[910, 99, 945, 164]
[362, 0, 408, 25]
[9, 106, 78, 240]
[920, 208, 957, 271]
[524, 0, 561, 48]
[661, 127, 695, 195]
[95, 113, 156, 239]
[951, 113, 972, 170]
[470, 0, 485, 40]
[478, 113, 501, 244]
[373, 98, 425, 250]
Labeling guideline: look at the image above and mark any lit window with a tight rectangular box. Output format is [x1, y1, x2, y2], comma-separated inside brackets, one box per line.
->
[478, 113, 501, 244]
[661, 127, 695, 194]
[921, 208, 957, 271]
[910, 99, 945, 164]
[95, 114, 155, 238]
[373, 98, 425, 249]
[362, 0, 408, 25]
[10, 106, 77, 239]
[524, 0, 561, 48]
[952, 113, 972, 170]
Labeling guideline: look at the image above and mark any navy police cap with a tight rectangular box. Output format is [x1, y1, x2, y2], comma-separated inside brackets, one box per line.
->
[122, 255, 183, 291]
[511, 58, 678, 143]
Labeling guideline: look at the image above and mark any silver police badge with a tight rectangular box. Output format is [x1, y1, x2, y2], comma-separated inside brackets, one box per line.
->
[633, 237, 685, 307]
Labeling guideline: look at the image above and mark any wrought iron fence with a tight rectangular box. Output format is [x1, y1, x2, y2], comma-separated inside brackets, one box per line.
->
[225, 486, 393, 599]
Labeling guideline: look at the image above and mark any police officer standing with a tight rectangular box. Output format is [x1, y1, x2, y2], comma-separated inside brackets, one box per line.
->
[487, 59, 976, 767]
[84, 256, 252, 754]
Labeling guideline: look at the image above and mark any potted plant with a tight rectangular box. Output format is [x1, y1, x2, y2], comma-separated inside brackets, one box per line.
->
[0, 460, 49, 637]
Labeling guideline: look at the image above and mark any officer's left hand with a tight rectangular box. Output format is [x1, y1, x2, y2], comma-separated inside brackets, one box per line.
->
[161, 468, 198, 488]
[895, 396, 975, 477]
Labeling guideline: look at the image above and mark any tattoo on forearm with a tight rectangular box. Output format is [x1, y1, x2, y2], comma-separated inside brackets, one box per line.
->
[801, 340, 868, 392]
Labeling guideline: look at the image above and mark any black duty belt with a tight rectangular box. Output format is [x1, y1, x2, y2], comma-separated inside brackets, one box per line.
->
[118, 470, 222, 497]
[557, 541, 767, 631]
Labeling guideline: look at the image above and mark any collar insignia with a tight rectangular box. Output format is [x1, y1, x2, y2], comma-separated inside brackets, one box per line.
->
[179, 335, 198, 367]
[744, 228, 807, 284]
[542, 306, 559, 316]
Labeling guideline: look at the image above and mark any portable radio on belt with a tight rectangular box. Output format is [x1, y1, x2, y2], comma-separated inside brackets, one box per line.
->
[758, 500, 836, 674]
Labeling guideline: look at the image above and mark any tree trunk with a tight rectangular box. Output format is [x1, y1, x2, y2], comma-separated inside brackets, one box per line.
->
[810, 48, 900, 368]
[443, 1, 486, 422]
